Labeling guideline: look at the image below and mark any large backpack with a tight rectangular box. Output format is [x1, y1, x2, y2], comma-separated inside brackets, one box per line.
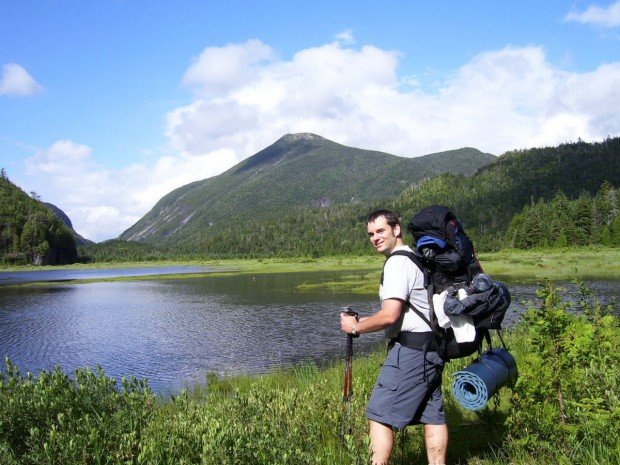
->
[407, 205, 483, 290]
[386, 206, 510, 360]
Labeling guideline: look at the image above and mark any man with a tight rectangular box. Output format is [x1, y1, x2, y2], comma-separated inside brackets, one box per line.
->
[340, 209, 448, 465]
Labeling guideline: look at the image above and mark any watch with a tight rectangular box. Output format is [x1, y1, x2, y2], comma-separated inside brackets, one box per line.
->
[351, 324, 358, 336]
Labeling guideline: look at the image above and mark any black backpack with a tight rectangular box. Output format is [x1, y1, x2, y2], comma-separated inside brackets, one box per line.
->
[386, 206, 510, 360]
[407, 205, 483, 290]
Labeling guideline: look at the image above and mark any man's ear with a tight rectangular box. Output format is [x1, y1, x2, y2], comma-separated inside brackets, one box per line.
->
[393, 223, 402, 237]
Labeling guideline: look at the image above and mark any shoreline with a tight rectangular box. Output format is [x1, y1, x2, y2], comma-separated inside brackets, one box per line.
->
[0, 247, 618, 289]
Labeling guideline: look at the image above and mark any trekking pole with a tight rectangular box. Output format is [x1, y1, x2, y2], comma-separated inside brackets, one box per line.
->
[341, 307, 359, 438]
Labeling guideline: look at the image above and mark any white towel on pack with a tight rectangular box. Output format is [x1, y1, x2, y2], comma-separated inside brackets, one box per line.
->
[432, 290, 451, 329]
[433, 288, 477, 343]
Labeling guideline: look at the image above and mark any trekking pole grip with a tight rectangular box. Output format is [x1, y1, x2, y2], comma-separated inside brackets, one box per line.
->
[342, 307, 359, 338]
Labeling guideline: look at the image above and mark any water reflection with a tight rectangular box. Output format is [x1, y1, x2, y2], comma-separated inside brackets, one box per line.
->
[0, 272, 381, 395]
[0, 271, 617, 396]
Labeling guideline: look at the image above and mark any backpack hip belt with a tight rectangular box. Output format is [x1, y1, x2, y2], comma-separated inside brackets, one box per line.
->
[390, 331, 439, 351]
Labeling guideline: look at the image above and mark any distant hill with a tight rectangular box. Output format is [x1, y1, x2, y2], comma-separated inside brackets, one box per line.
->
[392, 137, 620, 248]
[78, 137, 620, 261]
[0, 173, 78, 265]
[175, 137, 620, 257]
[44, 202, 93, 246]
[120, 133, 495, 244]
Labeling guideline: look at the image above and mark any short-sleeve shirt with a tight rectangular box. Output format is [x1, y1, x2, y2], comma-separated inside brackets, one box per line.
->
[380, 245, 432, 338]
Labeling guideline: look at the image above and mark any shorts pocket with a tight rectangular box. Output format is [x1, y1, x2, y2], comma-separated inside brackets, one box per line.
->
[376, 346, 402, 391]
[376, 366, 399, 391]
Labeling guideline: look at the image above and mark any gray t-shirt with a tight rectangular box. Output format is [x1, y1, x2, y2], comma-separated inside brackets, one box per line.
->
[380, 245, 432, 338]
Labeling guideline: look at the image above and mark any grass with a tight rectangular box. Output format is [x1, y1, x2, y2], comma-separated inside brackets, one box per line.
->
[2, 247, 617, 290]
[478, 246, 620, 281]
[2, 326, 616, 465]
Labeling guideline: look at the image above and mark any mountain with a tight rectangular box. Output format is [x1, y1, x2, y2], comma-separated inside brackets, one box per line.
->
[44, 202, 93, 246]
[0, 173, 78, 265]
[186, 137, 620, 257]
[392, 137, 620, 248]
[120, 133, 495, 244]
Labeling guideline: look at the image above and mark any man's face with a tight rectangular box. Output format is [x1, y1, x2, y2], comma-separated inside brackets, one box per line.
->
[367, 216, 401, 256]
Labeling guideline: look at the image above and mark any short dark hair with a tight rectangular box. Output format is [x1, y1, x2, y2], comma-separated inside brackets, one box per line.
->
[367, 209, 401, 228]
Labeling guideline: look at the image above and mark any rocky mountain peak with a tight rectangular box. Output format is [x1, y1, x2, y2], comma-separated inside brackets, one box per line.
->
[278, 133, 325, 143]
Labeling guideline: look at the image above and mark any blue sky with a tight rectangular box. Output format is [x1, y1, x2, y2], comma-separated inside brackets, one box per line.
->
[2, 1, 620, 241]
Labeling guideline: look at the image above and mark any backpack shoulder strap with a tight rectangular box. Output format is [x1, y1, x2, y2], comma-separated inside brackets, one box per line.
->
[380, 250, 428, 287]
[380, 250, 435, 330]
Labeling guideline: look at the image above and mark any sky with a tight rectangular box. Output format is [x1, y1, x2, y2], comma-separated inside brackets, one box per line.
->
[1, 1, 620, 242]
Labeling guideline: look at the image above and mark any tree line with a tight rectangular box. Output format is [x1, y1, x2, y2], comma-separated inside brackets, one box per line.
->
[3, 137, 620, 264]
[505, 182, 619, 248]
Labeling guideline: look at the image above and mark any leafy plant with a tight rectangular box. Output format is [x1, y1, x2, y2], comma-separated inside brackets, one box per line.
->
[506, 281, 619, 454]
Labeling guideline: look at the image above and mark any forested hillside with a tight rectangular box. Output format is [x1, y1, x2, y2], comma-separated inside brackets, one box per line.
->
[167, 138, 620, 258]
[120, 133, 495, 244]
[0, 171, 78, 265]
[44, 202, 93, 246]
[505, 183, 619, 248]
[392, 137, 620, 249]
[79, 137, 620, 261]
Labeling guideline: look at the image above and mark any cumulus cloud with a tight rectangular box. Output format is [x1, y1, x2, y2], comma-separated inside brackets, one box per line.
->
[564, 1, 620, 28]
[20, 35, 620, 242]
[24, 140, 238, 242]
[26, 140, 92, 174]
[0, 63, 43, 96]
[166, 38, 620, 159]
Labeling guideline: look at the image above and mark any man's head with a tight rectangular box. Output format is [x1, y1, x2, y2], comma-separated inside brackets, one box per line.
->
[367, 209, 403, 256]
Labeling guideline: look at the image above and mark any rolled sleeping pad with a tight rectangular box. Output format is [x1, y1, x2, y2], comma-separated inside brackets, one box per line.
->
[451, 348, 518, 410]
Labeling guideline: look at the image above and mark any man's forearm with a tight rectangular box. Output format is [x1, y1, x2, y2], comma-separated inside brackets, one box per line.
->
[355, 300, 402, 334]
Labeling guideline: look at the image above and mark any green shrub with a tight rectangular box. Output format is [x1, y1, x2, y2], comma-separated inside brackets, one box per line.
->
[506, 282, 619, 456]
[0, 361, 155, 464]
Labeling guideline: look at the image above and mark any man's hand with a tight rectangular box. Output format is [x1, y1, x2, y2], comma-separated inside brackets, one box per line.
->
[340, 312, 358, 334]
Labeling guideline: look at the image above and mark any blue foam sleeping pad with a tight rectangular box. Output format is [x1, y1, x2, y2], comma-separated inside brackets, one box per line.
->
[451, 348, 518, 410]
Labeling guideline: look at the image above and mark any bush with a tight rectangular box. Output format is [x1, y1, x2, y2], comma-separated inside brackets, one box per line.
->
[506, 282, 620, 455]
[0, 361, 155, 464]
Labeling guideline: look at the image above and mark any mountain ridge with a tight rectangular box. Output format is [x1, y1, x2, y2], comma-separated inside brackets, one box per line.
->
[44, 203, 93, 246]
[120, 133, 496, 243]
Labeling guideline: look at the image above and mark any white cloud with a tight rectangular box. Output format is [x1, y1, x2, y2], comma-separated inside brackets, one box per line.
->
[26, 140, 92, 174]
[182, 39, 276, 95]
[334, 30, 355, 45]
[19, 36, 620, 242]
[166, 39, 620, 158]
[564, 1, 620, 28]
[24, 140, 238, 242]
[0, 63, 43, 96]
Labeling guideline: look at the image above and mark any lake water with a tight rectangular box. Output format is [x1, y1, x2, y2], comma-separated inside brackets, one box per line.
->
[0, 265, 216, 285]
[0, 268, 617, 395]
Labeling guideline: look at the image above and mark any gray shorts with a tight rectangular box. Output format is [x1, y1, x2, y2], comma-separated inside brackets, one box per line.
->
[366, 343, 445, 430]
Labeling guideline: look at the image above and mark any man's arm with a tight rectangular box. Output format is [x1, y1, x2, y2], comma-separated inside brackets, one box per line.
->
[340, 298, 403, 334]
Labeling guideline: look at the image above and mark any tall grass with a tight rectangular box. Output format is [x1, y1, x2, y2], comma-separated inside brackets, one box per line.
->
[1, 284, 617, 464]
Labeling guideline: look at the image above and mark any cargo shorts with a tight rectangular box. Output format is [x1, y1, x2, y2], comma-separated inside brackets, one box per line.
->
[366, 342, 445, 430]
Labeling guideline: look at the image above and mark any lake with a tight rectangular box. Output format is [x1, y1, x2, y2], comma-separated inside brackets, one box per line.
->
[0, 267, 617, 395]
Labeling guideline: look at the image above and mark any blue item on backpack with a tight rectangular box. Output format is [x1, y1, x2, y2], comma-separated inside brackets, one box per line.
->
[416, 235, 447, 251]
[451, 348, 517, 410]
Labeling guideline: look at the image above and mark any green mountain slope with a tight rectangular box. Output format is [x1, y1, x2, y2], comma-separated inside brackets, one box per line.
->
[44, 202, 93, 246]
[178, 137, 620, 258]
[0, 172, 78, 265]
[120, 133, 495, 244]
[391, 137, 620, 249]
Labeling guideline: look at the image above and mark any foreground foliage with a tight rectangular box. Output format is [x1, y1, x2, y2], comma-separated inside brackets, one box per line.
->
[507, 282, 619, 458]
[0, 284, 617, 464]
